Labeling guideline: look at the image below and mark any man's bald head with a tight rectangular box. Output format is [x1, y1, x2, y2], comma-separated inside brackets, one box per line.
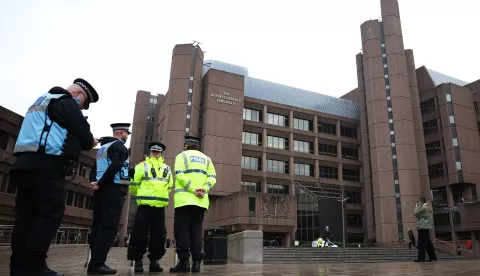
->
[67, 84, 89, 109]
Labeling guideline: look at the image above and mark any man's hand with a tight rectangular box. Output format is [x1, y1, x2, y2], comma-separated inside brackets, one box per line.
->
[90, 181, 99, 190]
[93, 138, 99, 147]
[194, 188, 205, 198]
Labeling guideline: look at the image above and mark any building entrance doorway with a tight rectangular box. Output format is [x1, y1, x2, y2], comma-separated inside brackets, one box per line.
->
[263, 232, 283, 247]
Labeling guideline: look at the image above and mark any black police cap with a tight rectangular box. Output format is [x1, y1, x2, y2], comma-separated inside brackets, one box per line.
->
[110, 123, 131, 134]
[184, 136, 201, 144]
[74, 78, 99, 104]
[149, 142, 166, 152]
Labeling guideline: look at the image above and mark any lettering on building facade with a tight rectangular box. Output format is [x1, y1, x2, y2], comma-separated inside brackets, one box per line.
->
[210, 92, 242, 105]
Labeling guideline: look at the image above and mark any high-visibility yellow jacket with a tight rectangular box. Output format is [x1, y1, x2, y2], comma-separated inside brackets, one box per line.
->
[129, 156, 173, 208]
[174, 150, 216, 210]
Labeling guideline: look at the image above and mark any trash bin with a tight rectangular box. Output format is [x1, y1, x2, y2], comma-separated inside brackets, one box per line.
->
[203, 228, 228, 265]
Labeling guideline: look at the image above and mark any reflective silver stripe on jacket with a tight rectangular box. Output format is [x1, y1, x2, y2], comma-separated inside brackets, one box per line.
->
[182, 152, 189, 170]
[135, 196, 169, 202]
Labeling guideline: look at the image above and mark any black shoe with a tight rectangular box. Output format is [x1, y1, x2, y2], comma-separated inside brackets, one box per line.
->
[43, 267, 64, 276]
[169, 260, 190, 273]
[426, 258, 437, 262]
[414, 259, 425, 262]
[149, 260, 163, 272]
[87, 264, 117, 275]
[191, 260, 201, 273]
[134, 260, 144, 273]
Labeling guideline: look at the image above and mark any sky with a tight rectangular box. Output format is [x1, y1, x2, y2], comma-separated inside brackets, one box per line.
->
[0, 0, 478, 142]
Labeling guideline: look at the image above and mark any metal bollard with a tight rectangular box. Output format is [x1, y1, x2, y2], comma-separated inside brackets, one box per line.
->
[130, 260, 135, 275]
[84, 249, 91, 268]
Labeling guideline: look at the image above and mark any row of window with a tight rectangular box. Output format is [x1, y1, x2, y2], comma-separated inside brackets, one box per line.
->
[240, 181, 362, 204]
[425, 140, 442, 157]
[242, 132, 359, 159]
[243, 108, 358, 138]
[66, 191, 94, 210]
[241, 156, 360, 181]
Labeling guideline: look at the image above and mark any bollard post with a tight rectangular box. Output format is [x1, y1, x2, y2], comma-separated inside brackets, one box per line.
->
[84, 249, 91, 268]
[130, 260, 135, 275]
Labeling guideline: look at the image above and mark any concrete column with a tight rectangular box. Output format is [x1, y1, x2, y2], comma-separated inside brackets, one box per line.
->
[262, 177, 267, 194]
[263, 105, 268, 124]
[289, 156, 294, 175]
[289, 111, 293, 129]
[315, 160, 319, 178]
[337, 141, 342, 158]
[313, 116, 318, 133]
[263, 128, 267, 148]
[338, 163, 343, 181]
[284, 232, 292, 248]
[262, 153, 267, 172]
[290, 180, 295, 196]
[446, 185, 456, 243]
[314, 137, 319, 155]
[336, 120, 341, 137]
[289, 133, 294, 152]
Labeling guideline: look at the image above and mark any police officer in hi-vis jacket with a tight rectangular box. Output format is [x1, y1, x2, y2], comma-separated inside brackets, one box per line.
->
[127, 142, 173, 273]
[88, 123, 131, 275]
[9, 78, 99, 276]
[170, 136, 216, 273]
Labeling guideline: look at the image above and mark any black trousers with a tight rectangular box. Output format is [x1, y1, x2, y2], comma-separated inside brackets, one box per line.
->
[174, 205, 206, 261]
[417, 229, 437, 261]
[89, 184, 127, 267]
[9, 168, 66, 275]
[409, 240, 417, 249]
[127, 205, 166, 261]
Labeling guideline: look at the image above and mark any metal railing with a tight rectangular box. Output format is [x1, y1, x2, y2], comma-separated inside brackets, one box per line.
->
[433, 239, 475, 258]
[1, 225, 90, 246]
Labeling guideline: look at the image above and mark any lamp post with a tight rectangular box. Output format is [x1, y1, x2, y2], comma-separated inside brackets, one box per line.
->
[448, 206, 456, 247]
[336, 193, 349, 248]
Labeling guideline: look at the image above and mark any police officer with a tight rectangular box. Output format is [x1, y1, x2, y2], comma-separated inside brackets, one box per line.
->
[127, 142, 173, 273]
[87, 123, 131, 275]
[9, 78, 99, 276]
[169, 136, 216, 273]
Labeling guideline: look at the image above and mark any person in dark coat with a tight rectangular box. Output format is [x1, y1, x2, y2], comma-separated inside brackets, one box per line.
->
[9, 79, 99, 276]
[408, 228, 417, 249]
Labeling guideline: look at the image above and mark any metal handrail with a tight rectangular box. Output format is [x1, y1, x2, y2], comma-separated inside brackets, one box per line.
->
[433, 238, 474, 255]
[1, 225, 91, 246]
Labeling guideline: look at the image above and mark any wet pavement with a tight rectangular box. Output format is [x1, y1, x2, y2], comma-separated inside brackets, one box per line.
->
[0, 246, 478, 275]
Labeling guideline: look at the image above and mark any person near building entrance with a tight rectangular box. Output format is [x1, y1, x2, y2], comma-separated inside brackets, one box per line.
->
[294, 240, 299, 247]
[9, 78, 99, 276]
[413, 196, 437, 262]
[408, 228, 417, 249]
[127, 142, 173, 273]
[323, 226, 332, 247]
[88, 123, 131, 275]
[169, 136, 217, 273]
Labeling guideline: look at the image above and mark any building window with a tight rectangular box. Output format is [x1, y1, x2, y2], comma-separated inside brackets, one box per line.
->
[347, 214, 363, 228]
[341, 147, 358, 160]
[249, 197, 256, 212]
[425, 140, 441, 156]
[431, 187, 447, 206]
[267, 159, 288, 174]
[293, 118, 312, 131]
[319, 166, 338, 179]
[340, 125, 357, 138]
[267, 113, 288, 127]
[150, 97, 157, 104]
[293, 140, 312, 153]
[77, 163, 89, 177]
[267, 136, 288, 150]
[423, 119, 438, 135]
[420, 98, 435, 114]
[242, 132, 260, 146]
[474, 101, 478, 112]
[241, 156, 259, 170]
[145, 135, 153, 142]
[66, 191, 75, 206]
[294, 163, 313, 177]
[477, 122, 480, 135]
[0, 172, 7, 193]
[318, 122, 336, 135]
[241, 181, 261, 192]
[243, 108, 261, 122]
[343, 168, 360, 182]
[267, 184, 289, 195]
[87, 196, 94, 210]
[75, 193, 85, 208]
[318, 144, 337, 157]
[0, 130, 8, 150]
[428, 163, 444, 179]
[148, 116, 155, 123]
[345, 191, 361, 204]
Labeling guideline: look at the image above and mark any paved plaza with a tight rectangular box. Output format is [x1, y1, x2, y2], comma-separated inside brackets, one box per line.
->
[0, 246, 477, 275]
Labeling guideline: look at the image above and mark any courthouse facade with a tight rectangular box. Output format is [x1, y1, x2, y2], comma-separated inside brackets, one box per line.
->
[129, 0, 480, 246]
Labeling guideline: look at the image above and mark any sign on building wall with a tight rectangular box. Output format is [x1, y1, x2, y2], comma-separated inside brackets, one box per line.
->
[210, 92, 242, 105]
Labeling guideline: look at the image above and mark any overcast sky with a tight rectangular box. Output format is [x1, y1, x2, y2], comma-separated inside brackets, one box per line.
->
[1, 0, 478, 142]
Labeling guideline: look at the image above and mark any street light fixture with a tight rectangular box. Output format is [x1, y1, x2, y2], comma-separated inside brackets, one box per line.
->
[336, 193, 349, 248]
